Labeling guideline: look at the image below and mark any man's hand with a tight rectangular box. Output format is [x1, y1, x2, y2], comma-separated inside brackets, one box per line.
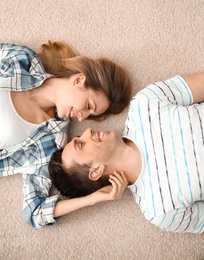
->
[89, 171, 128, 204]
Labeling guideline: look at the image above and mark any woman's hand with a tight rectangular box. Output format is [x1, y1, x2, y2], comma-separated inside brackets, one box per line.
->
[54, 171, 128, 218]
[89, 171, 128, 204]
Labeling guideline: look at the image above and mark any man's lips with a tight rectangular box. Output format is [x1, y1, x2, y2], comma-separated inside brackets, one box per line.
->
[98, 132, 105, 141]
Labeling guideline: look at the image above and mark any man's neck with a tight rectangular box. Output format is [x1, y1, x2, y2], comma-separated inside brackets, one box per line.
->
[108, 138, 142, 185]
[123, 138, 142, 184]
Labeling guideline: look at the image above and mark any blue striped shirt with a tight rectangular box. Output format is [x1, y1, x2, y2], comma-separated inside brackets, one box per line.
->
[0, 44, 69, 229]
[124, 76, 204, 233]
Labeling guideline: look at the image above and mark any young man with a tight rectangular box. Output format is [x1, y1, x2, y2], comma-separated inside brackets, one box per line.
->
[49, 73, 204, 234]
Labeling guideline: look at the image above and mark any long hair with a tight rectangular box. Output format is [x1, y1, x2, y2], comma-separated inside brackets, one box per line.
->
[38, 41, 132, 120]
[48, 149, 109, 198]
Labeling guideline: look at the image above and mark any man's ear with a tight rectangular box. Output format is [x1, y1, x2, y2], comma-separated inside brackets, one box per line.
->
[74, 73, 86, 86]
[89, 164, 106, 181]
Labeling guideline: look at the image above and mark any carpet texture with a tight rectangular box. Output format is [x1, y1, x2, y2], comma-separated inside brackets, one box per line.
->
[0, 1, 204, 259]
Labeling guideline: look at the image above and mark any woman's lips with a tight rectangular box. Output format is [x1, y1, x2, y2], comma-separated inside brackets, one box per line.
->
[68, 107, 75, 118]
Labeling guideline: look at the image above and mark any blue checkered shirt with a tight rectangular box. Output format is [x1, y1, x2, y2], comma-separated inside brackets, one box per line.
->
[0, 43, 69, 229]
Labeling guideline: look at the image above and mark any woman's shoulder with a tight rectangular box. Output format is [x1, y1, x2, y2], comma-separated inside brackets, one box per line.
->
[0, 43, 37, 57]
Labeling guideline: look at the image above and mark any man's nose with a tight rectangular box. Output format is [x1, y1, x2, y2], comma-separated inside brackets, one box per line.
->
[82, 128, 93, 139]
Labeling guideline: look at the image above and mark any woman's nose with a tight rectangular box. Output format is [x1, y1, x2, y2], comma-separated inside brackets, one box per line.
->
[77, 111, 89, 122]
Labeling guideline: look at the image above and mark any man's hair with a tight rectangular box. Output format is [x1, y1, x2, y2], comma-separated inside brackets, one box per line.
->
[48, 149, 109, 198]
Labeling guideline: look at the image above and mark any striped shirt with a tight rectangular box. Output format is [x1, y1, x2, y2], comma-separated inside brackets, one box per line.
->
[0, 44, 69, 229]
[124, 76, 204, 233]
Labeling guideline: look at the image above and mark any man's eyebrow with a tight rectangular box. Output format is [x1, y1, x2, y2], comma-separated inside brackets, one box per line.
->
[73, 139, 78, 151]
[73, 136, 81, 151]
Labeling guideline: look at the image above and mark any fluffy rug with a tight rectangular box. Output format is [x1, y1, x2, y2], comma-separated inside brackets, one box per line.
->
[1, 0, 204, 259]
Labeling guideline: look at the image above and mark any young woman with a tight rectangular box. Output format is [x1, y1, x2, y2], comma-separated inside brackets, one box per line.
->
[0, 41, 132, 229]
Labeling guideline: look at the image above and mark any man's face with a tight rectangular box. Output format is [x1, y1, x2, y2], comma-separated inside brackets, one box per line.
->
[61, 128, 122, 169]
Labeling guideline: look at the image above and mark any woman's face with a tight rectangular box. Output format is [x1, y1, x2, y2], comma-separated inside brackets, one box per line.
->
[56, 73, 110, 121]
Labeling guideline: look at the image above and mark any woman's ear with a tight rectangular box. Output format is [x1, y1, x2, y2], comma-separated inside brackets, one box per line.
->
[89, 164, 105, 181]
[74, 73, 86, 85]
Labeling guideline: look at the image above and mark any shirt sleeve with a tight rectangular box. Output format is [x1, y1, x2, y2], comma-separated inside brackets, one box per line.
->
[137, 76, 193, 106]
[0, 43, 52, 91]
[150, 202, 204, 233]
[22, 164, 60, 230]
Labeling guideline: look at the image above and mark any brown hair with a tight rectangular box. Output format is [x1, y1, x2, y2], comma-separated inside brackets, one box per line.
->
[48, 149, 109, 198]
[38, 41, 132, 120]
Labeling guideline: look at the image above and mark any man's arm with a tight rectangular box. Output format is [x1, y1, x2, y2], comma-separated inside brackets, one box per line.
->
[182, 73, 204, 103]
[150, 201, 204, 234]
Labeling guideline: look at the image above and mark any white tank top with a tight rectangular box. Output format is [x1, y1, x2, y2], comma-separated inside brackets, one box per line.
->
[0, 90, 40, 149]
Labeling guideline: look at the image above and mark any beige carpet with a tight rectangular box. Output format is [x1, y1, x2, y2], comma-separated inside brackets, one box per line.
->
[1, 0, 204, 259]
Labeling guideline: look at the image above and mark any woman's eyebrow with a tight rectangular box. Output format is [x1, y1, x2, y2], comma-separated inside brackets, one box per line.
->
[93, 101, 96, 113]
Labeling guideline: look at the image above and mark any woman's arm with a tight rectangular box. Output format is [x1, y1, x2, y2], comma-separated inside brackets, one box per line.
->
[0, 43, 52, 92]
[54, 171, 127, 217]
[22, 168, 127, 229]
[182, 73, 204, 103]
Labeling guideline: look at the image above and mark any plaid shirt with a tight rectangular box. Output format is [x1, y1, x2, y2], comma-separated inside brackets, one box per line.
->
[0, 44, 69, 229]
